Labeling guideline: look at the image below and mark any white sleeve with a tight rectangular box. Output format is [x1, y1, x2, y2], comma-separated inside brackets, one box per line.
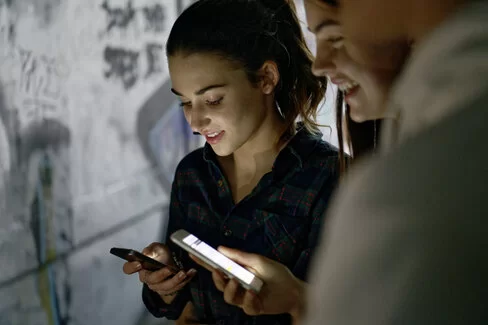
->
[303, 108, 488, 325]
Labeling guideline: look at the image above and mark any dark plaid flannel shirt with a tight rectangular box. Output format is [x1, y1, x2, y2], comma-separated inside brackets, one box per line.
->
[142, 128, 340, 325]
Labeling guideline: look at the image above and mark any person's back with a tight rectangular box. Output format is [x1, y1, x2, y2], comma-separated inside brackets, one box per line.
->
[304, 1, 488, 324]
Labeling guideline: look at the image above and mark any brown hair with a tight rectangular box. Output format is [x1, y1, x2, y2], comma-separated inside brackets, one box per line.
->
[166, 0, 327, 141]
[336, 91, 382, 174]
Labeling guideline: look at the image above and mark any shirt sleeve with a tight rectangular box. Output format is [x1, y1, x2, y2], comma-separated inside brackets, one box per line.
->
[291, 163, 339, 281]
[142, 173, 192, 320]
[303, 118, 488, 325]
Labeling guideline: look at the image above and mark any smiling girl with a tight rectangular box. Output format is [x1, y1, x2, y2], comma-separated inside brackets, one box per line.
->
[122, 1, 341, 324]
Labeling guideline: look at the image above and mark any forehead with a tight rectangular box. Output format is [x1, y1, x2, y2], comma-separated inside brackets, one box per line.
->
[168, 53, 243, 93]
[304, 0, 339, 28]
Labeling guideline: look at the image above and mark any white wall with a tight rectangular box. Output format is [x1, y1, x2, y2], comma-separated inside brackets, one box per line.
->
[0, 1, 199, 325]
[0, 1, 336, 325]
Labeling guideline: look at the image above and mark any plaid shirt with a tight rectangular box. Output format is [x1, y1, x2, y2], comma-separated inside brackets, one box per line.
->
[142, 128, 340, 325]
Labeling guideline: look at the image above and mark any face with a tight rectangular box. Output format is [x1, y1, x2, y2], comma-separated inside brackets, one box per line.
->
[168, 53, 271, 157]
[339, 0, 410, 70]
[304, 0, 399, 122]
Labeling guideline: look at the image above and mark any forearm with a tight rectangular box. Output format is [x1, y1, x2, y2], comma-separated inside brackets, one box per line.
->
[175, 302, 200, 325]
[289, 278, 307, 324]
[162, 291, 178, 304]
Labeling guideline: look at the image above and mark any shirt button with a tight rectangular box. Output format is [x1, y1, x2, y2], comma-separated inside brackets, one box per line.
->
[218, 179, 223, 187]
[224, 229, 232, 237]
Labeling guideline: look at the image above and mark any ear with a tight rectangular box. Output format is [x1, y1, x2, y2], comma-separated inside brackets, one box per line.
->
[258, 61, 280, 95]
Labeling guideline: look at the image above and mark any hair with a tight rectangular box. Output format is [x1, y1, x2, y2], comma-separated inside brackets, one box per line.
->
[313, 0, 380, 173]
[336, 91, 382, 174]
[166, 0, 327, 141]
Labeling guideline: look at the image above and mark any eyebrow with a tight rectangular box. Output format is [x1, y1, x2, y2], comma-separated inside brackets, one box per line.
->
[170, 84, 227, 97]
[308, 19, 339, 34]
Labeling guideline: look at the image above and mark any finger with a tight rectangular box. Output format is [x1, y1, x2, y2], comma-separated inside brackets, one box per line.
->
[150, 275, 193, 296]
[145, 266, 178, 285]
[142, 242, 168, 259]
[242, 290, 263, 316]
[150, 269, 197, 294]
[189, 254, 215, 273]
[123, 261, 142, 275]
[223, 278, 244, 306]
[212, 269, 228, 292]
[138, 269, 150, 284]
[217, 246, 263, 273]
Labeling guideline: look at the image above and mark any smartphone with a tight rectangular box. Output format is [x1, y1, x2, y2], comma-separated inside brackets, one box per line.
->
[110, 247, 180, 273]
[170, 229, 264, 293]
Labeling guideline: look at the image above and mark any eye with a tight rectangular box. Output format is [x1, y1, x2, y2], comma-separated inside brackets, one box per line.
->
[328, 36, 344, 44]
[206, 98, 223, 106]
[179, 101, 192, 108]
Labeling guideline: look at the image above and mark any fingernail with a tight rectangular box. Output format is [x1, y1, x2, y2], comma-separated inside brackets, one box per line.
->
[135, 263, 142, 270]
[178, 271, 186, 279]
[187, 268, 197, 276]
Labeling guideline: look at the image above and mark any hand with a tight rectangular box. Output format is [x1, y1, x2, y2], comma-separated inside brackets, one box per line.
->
[190, 247, 306, 319]
[123, 242, 197, 303]
[175, 302, 200, 325]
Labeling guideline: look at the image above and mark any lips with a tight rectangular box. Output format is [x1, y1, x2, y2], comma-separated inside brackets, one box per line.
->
[204, 130, 225, 145]
[338, 81, 359, 95]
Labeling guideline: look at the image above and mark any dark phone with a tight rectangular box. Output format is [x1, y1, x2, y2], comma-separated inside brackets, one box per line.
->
[110, 247, 179, 272]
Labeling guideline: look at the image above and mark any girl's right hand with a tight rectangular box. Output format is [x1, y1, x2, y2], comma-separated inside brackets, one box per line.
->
[122, 242, 197, 303]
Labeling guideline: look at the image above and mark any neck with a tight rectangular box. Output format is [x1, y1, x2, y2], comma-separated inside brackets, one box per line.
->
[408, 0, 467, 43]
[221, 109, 287, 178]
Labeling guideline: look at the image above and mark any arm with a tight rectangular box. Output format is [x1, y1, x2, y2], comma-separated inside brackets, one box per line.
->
[142, 176, 193, 319]
[175, 302, 200, 325]
[287, 174, 336, 321]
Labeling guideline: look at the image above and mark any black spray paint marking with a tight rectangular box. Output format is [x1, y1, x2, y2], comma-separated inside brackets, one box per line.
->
[18, 48, 64, 100]
[103, 46, 140, 90]
[103, 43, 163, 89]
[100, 0, 136, 33]
[142, 4, 165, 33]
[100, 1, 166, 35]
[145, 42, 163, 78]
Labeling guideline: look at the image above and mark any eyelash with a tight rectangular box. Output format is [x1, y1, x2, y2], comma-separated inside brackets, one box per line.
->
[179, 98, 223, 108]
[206, 98, 223, 106]
[328, 36, 344, 43]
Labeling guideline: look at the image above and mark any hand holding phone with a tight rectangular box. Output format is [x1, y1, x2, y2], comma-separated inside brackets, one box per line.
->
[110, 247, 179, 272]
[170, 229, 264, 293]
[116, 243, 197, 304]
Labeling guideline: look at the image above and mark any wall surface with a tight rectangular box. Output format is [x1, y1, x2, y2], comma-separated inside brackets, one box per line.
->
[0, 1, 336, 325]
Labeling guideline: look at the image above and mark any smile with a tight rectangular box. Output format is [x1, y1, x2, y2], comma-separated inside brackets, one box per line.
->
[338, 81, 359, 95]
[204, 131, 225, 145]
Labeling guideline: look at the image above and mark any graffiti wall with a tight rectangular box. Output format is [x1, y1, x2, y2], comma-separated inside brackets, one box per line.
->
[0, 1, 336, 325]
[0, 0, 199, 324]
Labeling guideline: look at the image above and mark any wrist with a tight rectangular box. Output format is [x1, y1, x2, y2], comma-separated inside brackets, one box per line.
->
[161, 291, 179, 304]
[289, 279, 306, 323]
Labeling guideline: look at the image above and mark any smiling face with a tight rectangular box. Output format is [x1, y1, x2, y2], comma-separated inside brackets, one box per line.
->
[304, 0, 404, 122]
[168, 52, 275, 157]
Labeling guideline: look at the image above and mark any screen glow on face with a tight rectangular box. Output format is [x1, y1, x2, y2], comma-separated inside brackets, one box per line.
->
[183, 234, 254, 284]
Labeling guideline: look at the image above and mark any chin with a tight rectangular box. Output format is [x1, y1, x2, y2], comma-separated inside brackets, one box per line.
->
[210, 144, 233, 157]
[348, 105, 371, 123]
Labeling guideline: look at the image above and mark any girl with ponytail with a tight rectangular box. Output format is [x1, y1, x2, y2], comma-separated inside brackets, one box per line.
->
[122, 1, 341, 324]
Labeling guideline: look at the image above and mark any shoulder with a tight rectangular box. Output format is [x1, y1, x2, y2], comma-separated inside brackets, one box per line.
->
[303, 137, 340, 172]
[173, 147, 206, 179]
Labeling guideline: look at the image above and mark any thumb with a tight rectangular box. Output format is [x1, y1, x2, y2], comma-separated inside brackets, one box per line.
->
[217, 246, 264, 272]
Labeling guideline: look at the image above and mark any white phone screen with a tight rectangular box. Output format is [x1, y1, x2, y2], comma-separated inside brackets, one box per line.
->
[183, 234, 255, 284]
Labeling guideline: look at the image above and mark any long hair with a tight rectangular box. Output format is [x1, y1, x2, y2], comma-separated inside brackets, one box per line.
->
[336, 90, 382, 175]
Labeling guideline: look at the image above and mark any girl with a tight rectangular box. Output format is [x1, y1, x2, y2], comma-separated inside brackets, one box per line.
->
[194, 0, 411, 320]
[123, 1, 340, 324]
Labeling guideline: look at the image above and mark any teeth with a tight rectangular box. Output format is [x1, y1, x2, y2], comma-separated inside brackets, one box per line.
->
[338, 81, 359, 94]
[207, 132, 220, 137]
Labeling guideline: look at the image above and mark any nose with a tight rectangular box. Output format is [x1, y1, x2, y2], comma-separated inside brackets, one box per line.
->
[311, 43, 338, 77]
[186, 103, 210, 132]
